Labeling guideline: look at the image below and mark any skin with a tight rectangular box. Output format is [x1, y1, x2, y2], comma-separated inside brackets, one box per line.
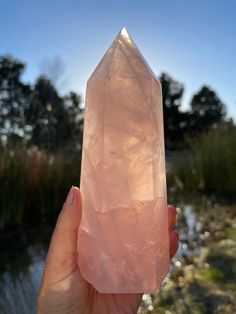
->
[37, 186, 179, 314]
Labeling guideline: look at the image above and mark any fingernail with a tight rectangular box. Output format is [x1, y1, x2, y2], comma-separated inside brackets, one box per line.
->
[65, 186, 75, 205]
[168, 204, 177, 214]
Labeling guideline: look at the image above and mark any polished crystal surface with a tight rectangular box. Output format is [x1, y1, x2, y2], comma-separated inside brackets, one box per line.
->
[77, 27, 169, 293]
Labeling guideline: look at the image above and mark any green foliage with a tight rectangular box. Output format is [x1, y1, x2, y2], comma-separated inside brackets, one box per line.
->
[198, 266, 225, 283]
[227, 226, 236, 240]
[174, 126, 236, 195]
[155, 291, 207, 314]
[205, 246, 236, 284]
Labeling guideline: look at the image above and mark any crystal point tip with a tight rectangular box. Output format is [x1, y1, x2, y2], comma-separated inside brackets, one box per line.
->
[120, 27, 130, 38]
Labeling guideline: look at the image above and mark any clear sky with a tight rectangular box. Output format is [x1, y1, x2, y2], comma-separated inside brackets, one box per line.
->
[1, 0, 236, 119]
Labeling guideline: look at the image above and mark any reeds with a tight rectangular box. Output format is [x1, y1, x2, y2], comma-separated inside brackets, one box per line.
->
[0, 147, 81, 228]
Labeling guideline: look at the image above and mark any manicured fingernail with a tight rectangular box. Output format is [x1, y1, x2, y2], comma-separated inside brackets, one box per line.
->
[168, 204, 177, 213]
[65, 186, 75, 205]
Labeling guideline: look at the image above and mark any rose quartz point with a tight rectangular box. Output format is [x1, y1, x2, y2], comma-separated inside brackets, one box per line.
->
[78, 27, 169, 293]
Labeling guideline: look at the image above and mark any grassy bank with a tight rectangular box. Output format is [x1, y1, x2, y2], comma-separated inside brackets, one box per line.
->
[0, 147, 81, 228]
[152, 201, 236, 314]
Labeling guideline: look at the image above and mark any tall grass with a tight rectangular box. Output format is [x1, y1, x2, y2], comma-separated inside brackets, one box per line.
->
[0, 147, 81, 228]
[173, 126, 236, 196]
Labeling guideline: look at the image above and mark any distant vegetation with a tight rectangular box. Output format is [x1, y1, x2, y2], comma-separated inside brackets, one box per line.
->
[0, 55, 84, 152]
[159, 73, 232, 149]
[172, 126, 236, 197]
[0, 147, 81, 228]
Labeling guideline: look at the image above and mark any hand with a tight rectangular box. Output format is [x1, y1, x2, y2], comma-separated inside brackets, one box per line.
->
[37, 187, 179, 314]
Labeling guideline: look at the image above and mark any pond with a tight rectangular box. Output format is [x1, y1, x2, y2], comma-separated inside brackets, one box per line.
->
[0, 226, 52, 314]
[0, 246, 45, 314]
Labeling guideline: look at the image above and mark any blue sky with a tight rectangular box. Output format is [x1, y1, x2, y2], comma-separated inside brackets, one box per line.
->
[1, 0, 236, 119]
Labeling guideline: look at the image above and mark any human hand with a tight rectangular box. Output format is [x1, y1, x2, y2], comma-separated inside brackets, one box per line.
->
[37, 187, 178, 314]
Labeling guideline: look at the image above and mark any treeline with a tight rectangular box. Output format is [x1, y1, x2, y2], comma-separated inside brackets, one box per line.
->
[160, 73, 232, 149]
[0, 55, 84, 152]
[0, 54, 233, 152]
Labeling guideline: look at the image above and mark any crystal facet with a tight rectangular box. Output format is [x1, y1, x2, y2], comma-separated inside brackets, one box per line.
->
[78, 27, 169, 293]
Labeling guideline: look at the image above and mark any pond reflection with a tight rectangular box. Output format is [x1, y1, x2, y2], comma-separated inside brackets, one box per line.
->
[0, 227, 52, 314]
[0, 248, 44, 314]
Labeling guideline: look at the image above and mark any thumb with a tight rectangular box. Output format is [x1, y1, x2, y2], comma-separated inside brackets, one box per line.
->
[43, 186, 82, 283]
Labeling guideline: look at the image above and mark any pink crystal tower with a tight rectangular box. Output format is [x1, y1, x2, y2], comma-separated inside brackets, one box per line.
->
[78, 27, 169, 293]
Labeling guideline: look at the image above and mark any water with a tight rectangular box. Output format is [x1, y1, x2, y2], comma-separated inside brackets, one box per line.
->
[0, 206, 203, 314]
[0, 228, 50, 314]
[184, 205, 196, 238]
[0, 249, 44, 314]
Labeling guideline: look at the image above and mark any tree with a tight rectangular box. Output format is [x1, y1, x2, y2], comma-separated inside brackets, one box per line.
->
[63, 91, 84, 151]
[25, 76, 69, 150]
[159, 73, 187, 149]
[39, 55, 65, 89]
[26, 76, 84, 151]
[0, 54, 84, 151]
[189, 85, 226, 133]
[0, 55, 31, 145]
